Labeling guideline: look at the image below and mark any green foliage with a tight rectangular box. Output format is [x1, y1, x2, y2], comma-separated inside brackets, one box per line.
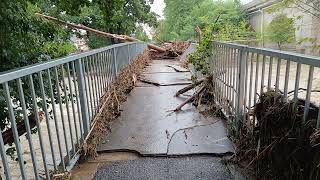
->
[157, 0, 255, 42]
[171, 0, 255, 75]
[188, 28, 213, 75]
[265, 13, 295, 50]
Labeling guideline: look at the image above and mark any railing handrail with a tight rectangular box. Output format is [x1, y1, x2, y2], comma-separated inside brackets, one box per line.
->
[0, 42, 136, 84]
[213, 41, 320, 67]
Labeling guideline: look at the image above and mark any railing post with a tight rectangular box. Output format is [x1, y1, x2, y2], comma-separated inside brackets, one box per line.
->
[113, 48, 118, 77]
[75, 58, 90, 136]
[236, 47, 247, 131]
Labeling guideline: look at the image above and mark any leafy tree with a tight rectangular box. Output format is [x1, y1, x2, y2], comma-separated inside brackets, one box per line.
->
[266, 13, 296, 50]
[58, 0, 157, 48]
[157, 0, 255, 42]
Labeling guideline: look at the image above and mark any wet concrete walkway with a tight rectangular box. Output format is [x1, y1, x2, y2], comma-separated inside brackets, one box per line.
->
[91, 59, 236, 179]
[97, 60, 234, 155]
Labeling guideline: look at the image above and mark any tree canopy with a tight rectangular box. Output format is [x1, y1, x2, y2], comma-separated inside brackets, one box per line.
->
[156, 0, 255, 42]
[266, 13, 296, 50]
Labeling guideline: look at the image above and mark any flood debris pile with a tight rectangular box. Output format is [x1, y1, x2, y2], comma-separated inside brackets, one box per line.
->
[149, 41, 191, 59]
[236, 90, 320, 179]
[81, 50, 150, 160]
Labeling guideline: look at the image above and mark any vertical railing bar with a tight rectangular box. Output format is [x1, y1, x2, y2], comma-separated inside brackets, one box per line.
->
[235, 48, 240, 112]
[253, 53, 260, 106]
[248, 52, 254, 110]
[267, 57, 273, 90]
[237, 47, 247, 129]
[96, 53, 103, 97]
[46, 69, 66, 169]
[75, 58, 90, 137]
[93, 54, 101, 109]
[232, 48, 236, 109]
[0, 126, 11, 180]
[104, 51, 110, 89]
[99, 52, 105, 92]
[223, 47, 229, 112]
[17, 78, 40, 180]
[66, 64, 80, 146]
[293, 63, 301, 103]
[89, 56, 98, 112]
[260, 55, 266, 95]
[227, 47, 231, 113]
[303, 66, 314, 123]
[275, 58, 281, 92]
[39, 71, 57, 170]
[219, 45, 222, 105]
[113, 48, 118, 77]
[214, 44, 218, 105]
[221, 45, 224, 106]
[82, 58, 92, 119]
[61, 64, 76, 154]
[96, 53, 103, 100]
[85, 60, 94, 119]
[101, 52, 107, 91]
[54, 66, 70, 164]
[28, 75, 51, 179]
[100, 53, 106, 94]
[105, 51, 110, 90]
[3, 82, 27, 179]
[71, 62, 84, 141]
[283, 60, 291, 101]
[127, 44, 131, 63]
[244, 51, 249, 116]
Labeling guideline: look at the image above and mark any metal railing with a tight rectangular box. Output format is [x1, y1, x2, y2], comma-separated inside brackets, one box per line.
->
[0, 42, 147, 179]
[208, 41, 320, 130]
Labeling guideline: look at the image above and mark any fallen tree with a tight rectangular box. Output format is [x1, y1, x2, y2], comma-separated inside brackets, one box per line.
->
[36, 13, 166, 53]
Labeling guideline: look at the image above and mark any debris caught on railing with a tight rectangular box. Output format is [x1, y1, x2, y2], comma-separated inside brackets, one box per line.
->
[235, 90, 320, 179]
[80, 50, 150, 160]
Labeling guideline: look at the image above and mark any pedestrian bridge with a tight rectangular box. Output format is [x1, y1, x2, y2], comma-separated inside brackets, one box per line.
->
[0, 41, 320, 179]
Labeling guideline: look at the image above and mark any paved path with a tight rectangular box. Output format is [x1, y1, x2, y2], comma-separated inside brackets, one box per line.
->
[93, 156, 233, 180]
[97, 60, 234, 155]
[94, 59, 236, 179]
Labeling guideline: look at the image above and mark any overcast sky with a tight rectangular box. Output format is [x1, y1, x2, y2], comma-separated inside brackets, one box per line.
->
[150, 0, 253, 19]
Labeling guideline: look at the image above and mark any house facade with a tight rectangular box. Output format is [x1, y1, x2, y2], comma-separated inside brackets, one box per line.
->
[244, 0, 320, 56]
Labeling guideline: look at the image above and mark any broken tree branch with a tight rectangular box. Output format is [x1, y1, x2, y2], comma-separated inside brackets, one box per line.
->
[174, 85, 206, 112]
[175, 78, 205, 97]
[35, 13, 166, 53]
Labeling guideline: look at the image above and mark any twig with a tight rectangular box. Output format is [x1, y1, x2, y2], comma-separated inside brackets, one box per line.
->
[244, 140, 277, 170]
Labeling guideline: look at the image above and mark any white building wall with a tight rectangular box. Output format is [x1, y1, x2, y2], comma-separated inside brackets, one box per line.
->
[245, 0, 320, 56]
